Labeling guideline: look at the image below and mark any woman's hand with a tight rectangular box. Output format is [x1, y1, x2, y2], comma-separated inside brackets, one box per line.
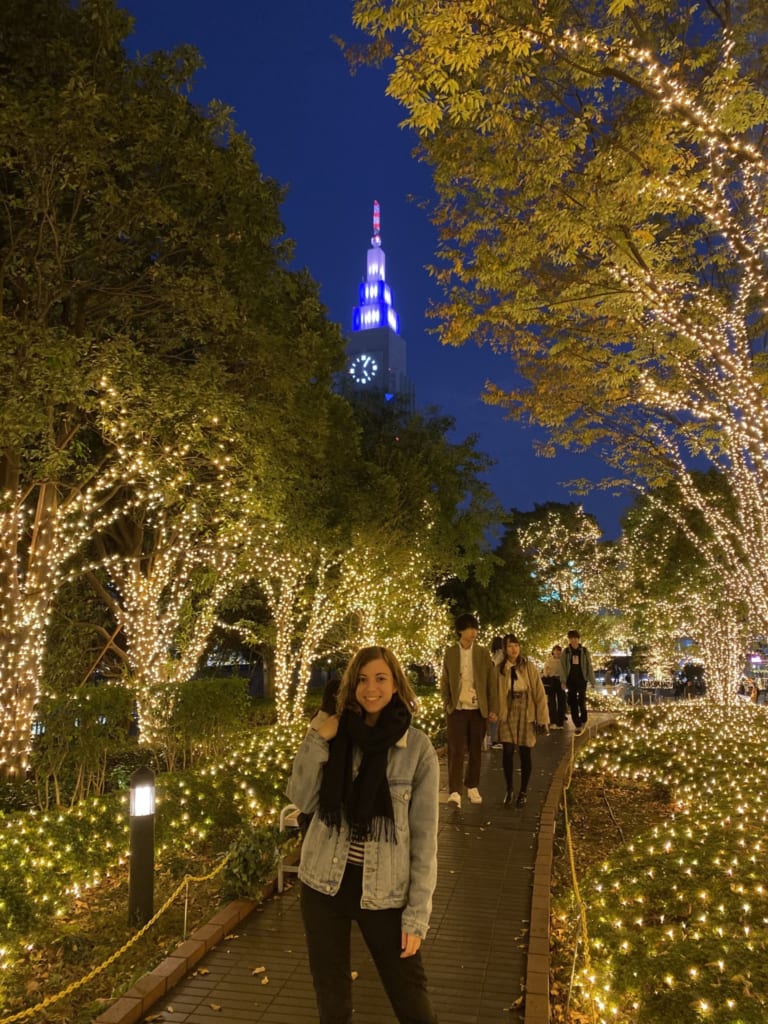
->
[313, 714, 340, 741]
[400, 931, 422, 958]
[488, 712, 498, 722]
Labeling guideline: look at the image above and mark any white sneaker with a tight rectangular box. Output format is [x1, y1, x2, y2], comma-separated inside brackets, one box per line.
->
[467, 787, 483, 804]
[447, 791, 462, 807]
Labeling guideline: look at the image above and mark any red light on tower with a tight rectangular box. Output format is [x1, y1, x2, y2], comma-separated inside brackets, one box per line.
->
[372, 199, 381, 246]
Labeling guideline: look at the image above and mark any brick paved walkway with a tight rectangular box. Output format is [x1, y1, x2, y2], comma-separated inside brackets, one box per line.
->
[135, 725, 583, 1024]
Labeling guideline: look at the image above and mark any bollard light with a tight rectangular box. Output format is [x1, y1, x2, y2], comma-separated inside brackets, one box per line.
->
[128, 766, 156, 927]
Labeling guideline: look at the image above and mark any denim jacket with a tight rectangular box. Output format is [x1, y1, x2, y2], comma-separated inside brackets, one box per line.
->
[286, 724, 439, 938]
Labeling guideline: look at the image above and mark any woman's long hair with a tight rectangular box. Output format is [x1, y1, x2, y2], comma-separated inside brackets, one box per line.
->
[335, 646, 419, 715]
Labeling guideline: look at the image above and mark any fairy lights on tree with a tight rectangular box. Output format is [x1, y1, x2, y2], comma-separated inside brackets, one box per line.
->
[232, 524, 453, 725]
[620, 475, 754, 699]
[0, 486, 93, 777]
[351, 0, 768, 672]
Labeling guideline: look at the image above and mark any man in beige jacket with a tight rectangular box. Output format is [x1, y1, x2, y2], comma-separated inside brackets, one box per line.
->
[440, 614, 498, 808]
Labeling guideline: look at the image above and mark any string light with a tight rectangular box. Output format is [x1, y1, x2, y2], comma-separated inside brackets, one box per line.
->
[570, 701, 768, 1021]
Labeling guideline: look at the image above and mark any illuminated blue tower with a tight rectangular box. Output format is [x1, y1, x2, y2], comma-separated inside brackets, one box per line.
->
[346, 201, 415, 409]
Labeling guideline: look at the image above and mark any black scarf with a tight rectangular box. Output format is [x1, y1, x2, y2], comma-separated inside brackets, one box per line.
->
[317, 693, 411, 843]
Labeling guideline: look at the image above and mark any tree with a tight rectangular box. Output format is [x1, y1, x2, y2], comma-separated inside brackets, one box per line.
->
[618, 474, 751, 699]
[0, 0, 345, 775]
[464, 502, 619, 659]
[219, 397, 497, 721]
[351, 0, 768, 638]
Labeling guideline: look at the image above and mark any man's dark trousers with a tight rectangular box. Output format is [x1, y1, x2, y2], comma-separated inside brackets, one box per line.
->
[567, 682, 588, 728]
[446, 708, 485, 793]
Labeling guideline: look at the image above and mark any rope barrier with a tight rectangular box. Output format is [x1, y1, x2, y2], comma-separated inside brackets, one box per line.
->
[561, 730, 599, 1024]
[0, 853, 231, 1024]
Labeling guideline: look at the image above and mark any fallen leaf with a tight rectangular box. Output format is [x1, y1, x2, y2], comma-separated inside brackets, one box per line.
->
[225, 933, 239, 940]
[350, 970, 359, 980]
[261, 976, 270, 985]
[209, 1004, 222, 1011]
[252, 965, 266, 975]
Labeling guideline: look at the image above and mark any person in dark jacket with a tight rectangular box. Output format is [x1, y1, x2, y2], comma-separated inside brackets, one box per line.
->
[559, 629, 596, 734]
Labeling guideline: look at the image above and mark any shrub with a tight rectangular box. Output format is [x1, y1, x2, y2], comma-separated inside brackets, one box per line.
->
[221, 824, 297, 901]
[30, 685, 134, 809]
[155, 677, 251, 770]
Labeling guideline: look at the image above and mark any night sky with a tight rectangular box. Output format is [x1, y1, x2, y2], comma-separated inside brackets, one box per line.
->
[120, 0, 630, 539]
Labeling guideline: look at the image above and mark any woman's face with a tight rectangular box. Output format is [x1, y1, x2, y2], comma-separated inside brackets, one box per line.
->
[355, 657, 396, 723]
[505, 640, 520, 660]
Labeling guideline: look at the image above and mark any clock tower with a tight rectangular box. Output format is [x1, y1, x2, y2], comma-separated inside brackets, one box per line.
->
[345, 201, 415, 410]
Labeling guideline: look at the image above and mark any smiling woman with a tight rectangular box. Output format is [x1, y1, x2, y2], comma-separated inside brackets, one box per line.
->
[286, 645, 440, 1024]
[354, 655, 396, 723]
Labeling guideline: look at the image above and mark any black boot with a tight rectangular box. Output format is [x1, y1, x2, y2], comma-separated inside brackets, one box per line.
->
[503, 789, 513, 805]
[516, 791, 527, 807]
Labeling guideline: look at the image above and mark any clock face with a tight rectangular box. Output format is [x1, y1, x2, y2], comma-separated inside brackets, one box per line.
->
[349, 353, 379, 384]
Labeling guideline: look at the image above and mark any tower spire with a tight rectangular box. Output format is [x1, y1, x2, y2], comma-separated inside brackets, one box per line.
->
[352, 200, 400, 334]
[372, 199, 381, 247]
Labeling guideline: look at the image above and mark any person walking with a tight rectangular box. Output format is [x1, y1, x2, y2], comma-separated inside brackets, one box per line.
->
[483, 635, 505, 750]
[559, 629, 596, 734]
[495, 634, 549, 807]
[440, 613, 497, 807]
[542, 643, 565, 728]
[287, 646, 439, 1024]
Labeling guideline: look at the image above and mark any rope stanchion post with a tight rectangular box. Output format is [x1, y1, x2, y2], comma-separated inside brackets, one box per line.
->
[183, 879, 190, 938]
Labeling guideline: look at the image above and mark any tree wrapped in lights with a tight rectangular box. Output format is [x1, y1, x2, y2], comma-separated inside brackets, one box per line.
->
[91, 510, 247, 746]
[0, 0, 345, 775]
[461, 502, 621, 659]
[619, 478, 751, 699]
[218, 396, 496, 722]
[232, 525, 453, 725]
[332, 536, 453, 667]
[352, 0, 768, 642]
[0, 486, 95, 777]
[232, 523, 344, 725]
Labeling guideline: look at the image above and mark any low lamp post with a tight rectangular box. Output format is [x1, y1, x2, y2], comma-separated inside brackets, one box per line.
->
[128, 766, 156, 927]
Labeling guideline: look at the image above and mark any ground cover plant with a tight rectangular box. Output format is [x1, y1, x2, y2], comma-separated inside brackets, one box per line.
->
[551, 701, 768, 1024]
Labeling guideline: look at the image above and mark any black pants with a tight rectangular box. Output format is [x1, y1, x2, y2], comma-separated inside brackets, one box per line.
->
[502, 743, 532, 793]
[543, 676, 566, 726]
[301, 866, 437, 1024]
[567, 682, 588, 727]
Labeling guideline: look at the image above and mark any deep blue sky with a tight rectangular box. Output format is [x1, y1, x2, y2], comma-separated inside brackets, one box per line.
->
[120, 0, 630, 539]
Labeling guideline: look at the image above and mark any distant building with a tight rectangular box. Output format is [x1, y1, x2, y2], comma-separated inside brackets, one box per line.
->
[343, 200, 415, 411]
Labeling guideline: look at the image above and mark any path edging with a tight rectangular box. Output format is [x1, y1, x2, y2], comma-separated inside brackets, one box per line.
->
[523, 716, 616, 1024]
[93, 875, 290, 1024]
